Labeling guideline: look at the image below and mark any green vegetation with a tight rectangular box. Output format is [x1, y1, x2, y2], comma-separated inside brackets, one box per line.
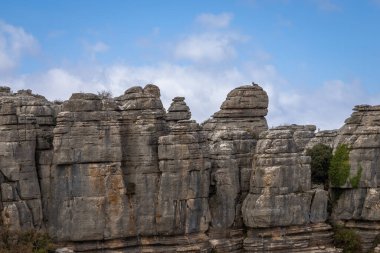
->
[349, 164, 363, 188]
[328, 144, 351, 187]
[333, 226, 362, 253]
[0, 229, 55, 253]
[306, 144, 333, 185]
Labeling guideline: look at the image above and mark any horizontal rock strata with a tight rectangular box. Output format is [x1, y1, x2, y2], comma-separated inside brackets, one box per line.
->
[3, 83, 376, 252]
[242, 125, 337, 252]
[331, 105, 380, 252]
[203, 84, 269, 252]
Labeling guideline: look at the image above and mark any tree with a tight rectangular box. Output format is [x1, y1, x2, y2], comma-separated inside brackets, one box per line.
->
[329, 144, 350, 187]
[306, 143, 333, 185]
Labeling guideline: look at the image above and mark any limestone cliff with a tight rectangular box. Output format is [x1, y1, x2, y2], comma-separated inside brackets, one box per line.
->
[329, 105, 380, 252]
[0, 83, 377, 252]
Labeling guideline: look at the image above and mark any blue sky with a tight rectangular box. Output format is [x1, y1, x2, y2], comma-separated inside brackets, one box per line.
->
[1, 0, 380, 129]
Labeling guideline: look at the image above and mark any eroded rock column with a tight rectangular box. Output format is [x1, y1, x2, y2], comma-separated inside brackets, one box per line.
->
[203, 84, 268, 252]
[49, 93, 130, 245]
[242, 125, 335, 252]
[156, 120, 211, 251]
[0, 88, 50, 231]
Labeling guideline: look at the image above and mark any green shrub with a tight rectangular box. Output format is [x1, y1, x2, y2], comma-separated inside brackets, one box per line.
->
[334, 227, 362, 253]
[306, 144, 333, 185]
[0, 229, 55, 253]
[349, 164, 363, 188]
[329, 144, 351, 187]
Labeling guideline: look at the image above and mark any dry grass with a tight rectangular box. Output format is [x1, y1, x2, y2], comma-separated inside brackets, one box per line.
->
[0, 229, 56, 253]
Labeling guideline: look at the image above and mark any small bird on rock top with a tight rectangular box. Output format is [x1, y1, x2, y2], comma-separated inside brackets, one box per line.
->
[252, 81, 259, 86]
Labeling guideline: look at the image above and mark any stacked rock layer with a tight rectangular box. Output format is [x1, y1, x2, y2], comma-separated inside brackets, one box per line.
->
[330, 105, 380, 252]
[242, 125, 335, 252]
[203, 84, 268, 252]
[1, 83, 369, 252]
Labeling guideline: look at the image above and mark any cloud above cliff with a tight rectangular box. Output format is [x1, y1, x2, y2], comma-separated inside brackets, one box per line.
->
[174, 33, 245, 63]
[174, 13, 246, 63]
[9, 60, 369, 130]
[2, 10, 380, 131]
[0, 21, 39, 73]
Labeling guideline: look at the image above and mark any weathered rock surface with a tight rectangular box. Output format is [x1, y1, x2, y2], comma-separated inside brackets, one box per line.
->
[1, 83, 375, 252]
[0, 87, 58, 231]
[203, 84, 269, 252]
[330, 105, 380, 252]
[47, 84, 212, 252]
[306, 129, 338, 149]
[166, 97, 191, 125]
[242, 125, 336, 252]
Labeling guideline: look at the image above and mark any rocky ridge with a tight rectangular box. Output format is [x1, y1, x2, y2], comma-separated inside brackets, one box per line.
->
[0, 83, 379, 252]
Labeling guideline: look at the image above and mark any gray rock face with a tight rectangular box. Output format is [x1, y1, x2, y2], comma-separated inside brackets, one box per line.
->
[166, 97, 191, 124]
[202, 84, 269, 252]
[0, 88, 58, 231]
[157, 120, 211, 238]
[242, 125, 334, 252]
[306, 130, 338, 149]
[49, 94, 125, 241]
[0, 83, 343, 253]
[330, 105, 380, 252]
[46, 84, 213, 251]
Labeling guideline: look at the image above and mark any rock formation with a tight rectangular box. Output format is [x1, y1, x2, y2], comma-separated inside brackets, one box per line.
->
[306, 130, 338, 149]
[329, 105, 380, 252]
[242, 125, 334, 252]
[166, 97, 191, 125]
[203, 84, 268, 252]
[2, 83, 380, 252]
[0, 87, 58, 232]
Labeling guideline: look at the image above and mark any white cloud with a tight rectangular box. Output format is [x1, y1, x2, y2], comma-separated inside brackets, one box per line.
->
[6, 59, 377, 131]
[174, 13, 247, 63]
[9, 63, 243, 121]
[266, 79, 368, 130]
[10, 68, 86, 100]
[2, 17, 377, 132]
[174, 32, 246, 62]
[0, 21, 38, 73]
[196, 13, 233, 29]
[83, 41, 109, 59]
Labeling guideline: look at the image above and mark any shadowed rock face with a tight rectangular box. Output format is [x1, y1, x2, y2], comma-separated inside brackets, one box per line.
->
[0, 83, 344, 252]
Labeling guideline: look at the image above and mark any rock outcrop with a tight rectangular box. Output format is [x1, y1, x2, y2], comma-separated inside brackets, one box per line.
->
[306, 129, 338, 149]
[330, 105, 380, 252]
[166, 97, 191, 125]
[242, 125, 335, 252]
[203, 84, 268, 252]
[3, 82, 379, 252]
[0, 87, 58, 232]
